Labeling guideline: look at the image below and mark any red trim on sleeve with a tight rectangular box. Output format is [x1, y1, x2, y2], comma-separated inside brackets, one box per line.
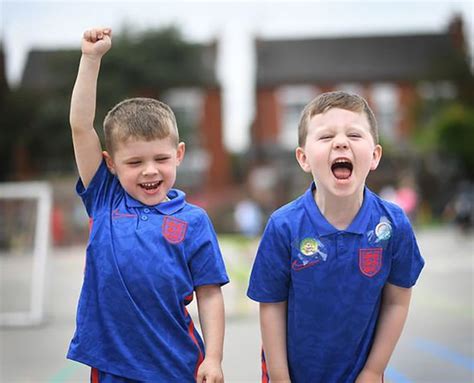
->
[91, 367, 99, 383]
[183, 305, 204, 378]
[261, 348, 269, 383]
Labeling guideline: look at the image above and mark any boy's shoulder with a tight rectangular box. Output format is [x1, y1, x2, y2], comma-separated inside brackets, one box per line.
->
[368, 188, 413, 229]
[268, 192, 307, 224]
[181, 200, 208, 217]
[178, 196, 213, 225]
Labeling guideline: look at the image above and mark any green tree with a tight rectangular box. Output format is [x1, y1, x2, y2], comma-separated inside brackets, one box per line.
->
[431, 104, 474, 179]
[0, 89, 41, 179]
[3, 26, 212, 180]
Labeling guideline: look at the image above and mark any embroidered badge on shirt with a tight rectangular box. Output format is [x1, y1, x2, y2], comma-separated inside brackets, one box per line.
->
[359, 248, 383, 277]
[367, 216, 392, 244]
[375, 221, 392, 241]
[162, 216, 188, 244]
[300, 238, 319, 256]
[292, 237, 327, 271]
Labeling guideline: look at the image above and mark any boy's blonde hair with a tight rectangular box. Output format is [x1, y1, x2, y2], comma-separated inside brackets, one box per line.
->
[298, 91, 379, 147]
[103, 98, 179, 154]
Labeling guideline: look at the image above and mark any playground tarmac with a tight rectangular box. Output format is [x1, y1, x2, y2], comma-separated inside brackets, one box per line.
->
[1, 227, 473, 383]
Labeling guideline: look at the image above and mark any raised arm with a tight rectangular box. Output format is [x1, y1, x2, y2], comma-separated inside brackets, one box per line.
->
[70, 28, 112, 187]
[260, 301, 292, 382]
[356, 283, 412, 383]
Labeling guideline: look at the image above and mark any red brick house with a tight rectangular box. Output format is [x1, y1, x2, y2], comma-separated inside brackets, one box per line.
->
[247, 16, 471, 208]
[12, 18, 472, 231]
[253, 16, 470, 152]
[18, 41, 230, 194]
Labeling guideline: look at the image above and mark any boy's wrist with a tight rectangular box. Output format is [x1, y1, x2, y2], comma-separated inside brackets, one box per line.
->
[203, 353, 223, 363]
[270, 375, 291, 381]
[356, 367, 383, 382]
[363, 361, 384, 375]
[81, 53, 103, 64]
[268, 367, 291, 382]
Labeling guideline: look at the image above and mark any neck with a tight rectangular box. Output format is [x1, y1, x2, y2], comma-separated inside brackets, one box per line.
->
[314, 188, 364, 230]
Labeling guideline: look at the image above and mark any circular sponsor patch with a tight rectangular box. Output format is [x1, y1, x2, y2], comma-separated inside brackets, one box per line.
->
[299, 238, 318, 256]
[375, 221, 392, 241]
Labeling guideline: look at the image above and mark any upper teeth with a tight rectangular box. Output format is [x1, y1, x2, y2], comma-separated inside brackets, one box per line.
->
[142, 182, 158, 187]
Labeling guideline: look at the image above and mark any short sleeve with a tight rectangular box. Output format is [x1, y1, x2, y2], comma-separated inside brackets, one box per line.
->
[247, 217, 291, 302]
[388, 213, 425, 288]
[187, 213, 229, 288]
[76, 160, 118, 217]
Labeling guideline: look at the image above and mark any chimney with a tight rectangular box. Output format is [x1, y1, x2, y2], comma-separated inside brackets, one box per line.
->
[448, 14, 466, 54]
[0, 44, 8, 94]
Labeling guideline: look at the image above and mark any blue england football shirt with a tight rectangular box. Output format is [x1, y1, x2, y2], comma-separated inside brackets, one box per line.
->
[67, 161, 229, 382]
[247, 183, 424, 382]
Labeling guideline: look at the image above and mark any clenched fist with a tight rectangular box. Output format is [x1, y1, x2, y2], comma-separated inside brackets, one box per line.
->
[81, 27, 112, 58]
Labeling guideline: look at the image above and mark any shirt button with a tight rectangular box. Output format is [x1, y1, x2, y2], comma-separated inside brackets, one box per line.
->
[141, 215, 148, 221]
[143, 208, 150, 213]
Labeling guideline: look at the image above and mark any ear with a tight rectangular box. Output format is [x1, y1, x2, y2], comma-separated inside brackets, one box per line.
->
[370, 144, 383, 171]
[176, 142, 186, 166]
[103, 151, 116, 174]
[296, 147, 311, 173]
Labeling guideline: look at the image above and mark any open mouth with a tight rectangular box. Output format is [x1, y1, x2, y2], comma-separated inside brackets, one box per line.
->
[331, 159, 353, 180]
[139, 181, 163, 191]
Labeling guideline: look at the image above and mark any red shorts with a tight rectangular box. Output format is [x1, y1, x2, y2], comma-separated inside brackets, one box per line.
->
[90, 368, 141, 383]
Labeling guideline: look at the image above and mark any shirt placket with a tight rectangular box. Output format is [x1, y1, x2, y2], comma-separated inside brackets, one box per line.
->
[137, 207, 151, 229]
[335, 232, 346, 258]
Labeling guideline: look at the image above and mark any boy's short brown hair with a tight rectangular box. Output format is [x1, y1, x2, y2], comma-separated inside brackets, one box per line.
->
[298, 91, 379, 147]
[103, 98, 179, 154]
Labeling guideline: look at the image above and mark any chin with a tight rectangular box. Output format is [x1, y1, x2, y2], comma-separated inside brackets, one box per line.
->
[332, 180, 364, 197]
[130, 191, 162, 206]
[145, 194, 167, 205]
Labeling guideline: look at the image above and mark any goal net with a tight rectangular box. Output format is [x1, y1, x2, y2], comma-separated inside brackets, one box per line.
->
[0, 182, 52, 326]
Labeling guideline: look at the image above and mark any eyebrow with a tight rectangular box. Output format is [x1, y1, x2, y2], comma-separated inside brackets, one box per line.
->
[125, 152, 173, 159]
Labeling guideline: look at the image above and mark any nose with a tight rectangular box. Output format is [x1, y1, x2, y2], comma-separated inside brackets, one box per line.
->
[333, 135, 349, 150]
[142, 162, 158, 176]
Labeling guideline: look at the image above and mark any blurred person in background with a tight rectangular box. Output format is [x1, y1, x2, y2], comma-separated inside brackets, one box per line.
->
[234, 197, 263, 238]
[394, 173, 418, 224]
[444, 180, 474, 234]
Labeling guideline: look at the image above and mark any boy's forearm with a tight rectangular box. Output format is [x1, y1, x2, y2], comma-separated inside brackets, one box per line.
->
[70, 28, 111, 187]
[260, 302, 291, 381]
[361, 285, 411, 376]
[70, 55, 102, 134]
[196, 285, 225, 361]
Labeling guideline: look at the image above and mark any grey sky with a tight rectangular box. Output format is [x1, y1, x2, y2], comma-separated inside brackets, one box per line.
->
[2, 0, 473, 151]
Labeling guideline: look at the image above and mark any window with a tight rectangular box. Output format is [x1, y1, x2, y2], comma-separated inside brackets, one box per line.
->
[336, 83, 364, 96]
[163, 88, 204, 146]
[277, 85, 318, 150]
[163, 88, 207, 189]
[418, 81, 456, 100]
[371, 83, 398, 143]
